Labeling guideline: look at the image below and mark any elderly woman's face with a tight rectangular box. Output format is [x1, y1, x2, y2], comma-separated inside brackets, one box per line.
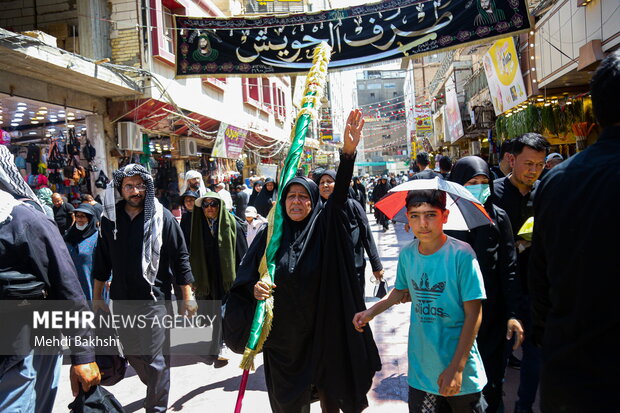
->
[319, 175, 335, 200]
[202, 198, 220, 219]
[184, 196, 196, 211]
[285, 184, 312, 222]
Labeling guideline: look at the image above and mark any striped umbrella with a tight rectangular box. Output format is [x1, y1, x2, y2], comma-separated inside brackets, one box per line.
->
[375, 176, 493, 231]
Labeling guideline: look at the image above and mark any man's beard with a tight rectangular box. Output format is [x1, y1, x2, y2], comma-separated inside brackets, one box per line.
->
[126, 195, 144, 208]
[190, 182, 200, 190]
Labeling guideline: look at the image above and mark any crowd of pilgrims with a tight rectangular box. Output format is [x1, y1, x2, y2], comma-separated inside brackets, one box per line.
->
[1, 53, 618, 413]
[1, 114, 555, 413]
[49, 125, 549, 413]
[11, 128, 544, 412]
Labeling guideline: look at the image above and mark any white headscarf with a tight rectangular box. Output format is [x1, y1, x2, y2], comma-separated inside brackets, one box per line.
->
[180, 170, 208, 197]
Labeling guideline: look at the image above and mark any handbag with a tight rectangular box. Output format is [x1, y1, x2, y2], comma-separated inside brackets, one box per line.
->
[94, 310, 127, 386]
[68, 386, 125, 413]
[0, 271, 48, 300]
[373, 279, 389, 299]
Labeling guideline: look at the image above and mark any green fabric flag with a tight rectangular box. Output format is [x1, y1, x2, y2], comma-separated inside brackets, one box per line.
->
[240, 43, 332, 370]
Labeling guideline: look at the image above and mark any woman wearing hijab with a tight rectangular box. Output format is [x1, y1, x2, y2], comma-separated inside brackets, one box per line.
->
[447, 156, 524, 413]
[64, 203, 99, 300]
[228, 110, 380, 412]
[36, 187, 55, 219]
[189, 192, 248, 301]
[351, 176, 367, 211]
[248, 180, 263, 207]
[179, 190, 199, 248]
[315, 170, 384, 294]
[372, 175, 391, 231]
[253, 177, 277, 217]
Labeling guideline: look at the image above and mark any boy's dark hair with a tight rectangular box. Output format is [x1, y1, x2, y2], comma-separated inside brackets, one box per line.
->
[406, 189, 446, 211]
[499, 139, 514, 159]
[511, 133, 550, 156]
[438, 156, 452, 172]
[590, 51, 620, 128]
[416, 151, 431, 167]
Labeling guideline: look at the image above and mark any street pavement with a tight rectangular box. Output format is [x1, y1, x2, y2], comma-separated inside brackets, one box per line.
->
[53, 213, 539, 412]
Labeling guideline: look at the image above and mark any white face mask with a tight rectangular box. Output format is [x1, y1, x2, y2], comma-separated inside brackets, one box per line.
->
[76, 222, 88, 231]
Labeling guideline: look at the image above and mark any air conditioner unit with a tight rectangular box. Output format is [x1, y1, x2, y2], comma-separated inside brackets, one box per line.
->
[117, 122, 143, 152]
[179, 138, 198, 157]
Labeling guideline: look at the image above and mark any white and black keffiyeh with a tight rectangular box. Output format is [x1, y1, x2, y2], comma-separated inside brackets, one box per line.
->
[0, 189, 21, 225]
[0, 145, 44, 210]
[103, 163, 164, 294]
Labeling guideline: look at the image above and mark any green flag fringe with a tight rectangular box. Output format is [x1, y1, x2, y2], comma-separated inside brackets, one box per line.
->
[239, 42, 332, 371]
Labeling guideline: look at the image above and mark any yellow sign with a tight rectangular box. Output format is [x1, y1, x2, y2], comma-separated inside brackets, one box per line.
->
[488, 38, 518, 86]
[483, 37, 527, 115]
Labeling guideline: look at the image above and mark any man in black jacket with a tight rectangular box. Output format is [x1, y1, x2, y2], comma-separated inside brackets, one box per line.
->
[492, 132, 549, 413]
[0, 145, 100, 410]
[92, 164, 195, 413]
[529, 51, 620, 413]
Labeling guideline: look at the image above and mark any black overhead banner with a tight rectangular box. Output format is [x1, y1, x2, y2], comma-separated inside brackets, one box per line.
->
[174, 0, 531, 77]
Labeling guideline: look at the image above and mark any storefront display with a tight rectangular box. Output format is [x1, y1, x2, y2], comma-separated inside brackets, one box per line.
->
[0, 95, 101, 203]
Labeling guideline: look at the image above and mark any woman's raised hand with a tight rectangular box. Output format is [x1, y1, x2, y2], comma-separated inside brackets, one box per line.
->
[343, 109, 364, 155]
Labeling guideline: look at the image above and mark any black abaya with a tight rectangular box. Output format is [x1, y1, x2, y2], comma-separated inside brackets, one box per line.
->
[226, 155, 380, 413]
[446, 156, 519, 413]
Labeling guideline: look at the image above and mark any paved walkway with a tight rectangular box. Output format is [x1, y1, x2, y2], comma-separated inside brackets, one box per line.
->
[53, 214, 537, 412]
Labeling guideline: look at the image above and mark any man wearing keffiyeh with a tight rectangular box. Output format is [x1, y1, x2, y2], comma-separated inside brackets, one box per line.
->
[92, 163, 195, 413]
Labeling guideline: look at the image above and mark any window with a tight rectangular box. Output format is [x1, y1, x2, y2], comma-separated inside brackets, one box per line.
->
[272, 86, 286, 121]
[370, 93, 375, 98]
[262, 78, 272, 111]
[162, 7, 174, 54]
[150, 0, 187, 66]
[242, 78, 260, 107]
[202, 78, 228, 90]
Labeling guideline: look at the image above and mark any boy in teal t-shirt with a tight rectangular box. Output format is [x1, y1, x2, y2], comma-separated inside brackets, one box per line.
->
[353, 189, 487, 412]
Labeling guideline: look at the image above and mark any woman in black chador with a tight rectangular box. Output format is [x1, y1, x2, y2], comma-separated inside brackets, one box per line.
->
[447, 156, 523, 413]
[225, 110, 380, 413]
[254, 177, 277, 217]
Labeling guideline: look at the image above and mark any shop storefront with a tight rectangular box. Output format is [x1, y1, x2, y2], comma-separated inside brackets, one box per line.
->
[0, 28, 141, 202]
[0, 95, 106, 205]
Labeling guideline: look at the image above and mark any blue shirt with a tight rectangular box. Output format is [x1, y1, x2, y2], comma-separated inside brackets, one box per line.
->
[66, 232, 99, 301]
[395, 236, 487, 395]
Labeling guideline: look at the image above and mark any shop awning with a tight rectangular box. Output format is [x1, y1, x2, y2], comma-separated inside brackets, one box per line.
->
[0, 28, 141, 98]
[110, 98, 289, 158]
[108, 98, 220, 136]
